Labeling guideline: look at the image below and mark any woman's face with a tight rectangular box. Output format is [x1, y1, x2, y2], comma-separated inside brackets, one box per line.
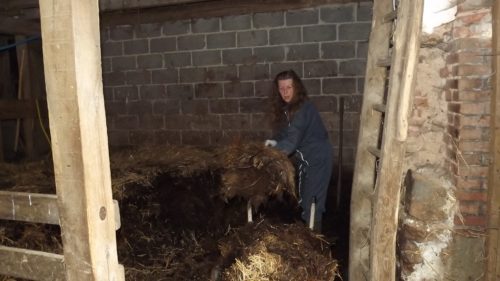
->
[278, 79, 294, 103]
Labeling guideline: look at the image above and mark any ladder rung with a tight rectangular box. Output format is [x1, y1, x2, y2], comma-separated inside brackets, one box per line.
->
[367, 146, 381, 158]
[383, 10, 397, 23]
[372, 103, 386, 113]
[377, 57, 391, 67]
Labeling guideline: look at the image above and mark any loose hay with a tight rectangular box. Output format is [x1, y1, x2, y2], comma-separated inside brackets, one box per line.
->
[0, 143, 339, 281]
[110, 144, 220, 200]
[220, 142, 296, 209]
[0, 161, 54, 193]
[219, 221, 339, 281]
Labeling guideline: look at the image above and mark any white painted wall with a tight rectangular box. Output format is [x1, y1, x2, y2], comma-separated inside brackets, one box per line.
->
[422, 0, 457, 34]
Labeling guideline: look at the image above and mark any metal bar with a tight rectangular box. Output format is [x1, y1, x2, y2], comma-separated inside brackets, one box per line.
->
[336, 97, 345, 210]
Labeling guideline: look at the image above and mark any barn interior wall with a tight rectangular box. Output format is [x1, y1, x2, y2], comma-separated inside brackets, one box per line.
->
[402, 0, 492, 279]
[0, 36, 50, 162]
[100, 2, 373, 171]
[400, 46, 456, 280]
[444, 1, 492, 279]
[0, 36, 16, 160]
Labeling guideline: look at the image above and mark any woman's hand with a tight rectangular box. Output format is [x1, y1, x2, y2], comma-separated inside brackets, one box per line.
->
[264, 139, 277, 147]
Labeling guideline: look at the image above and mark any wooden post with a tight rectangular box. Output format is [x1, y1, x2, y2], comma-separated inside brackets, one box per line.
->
[15, 36, 36, 159]
[0, 49, 5, 162]
[487, 1, 500, 280]
[38, 0, 124, 280]
[0, 124, 3, 162]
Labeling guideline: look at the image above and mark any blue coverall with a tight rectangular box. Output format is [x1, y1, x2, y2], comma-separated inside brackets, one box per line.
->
[273, 100, 333, 227]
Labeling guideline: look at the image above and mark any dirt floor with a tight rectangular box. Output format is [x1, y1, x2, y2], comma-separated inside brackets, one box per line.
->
[0, 143, 348, 281]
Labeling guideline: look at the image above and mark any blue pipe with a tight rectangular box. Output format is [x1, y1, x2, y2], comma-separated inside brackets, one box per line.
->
[0, 35, 41, 53]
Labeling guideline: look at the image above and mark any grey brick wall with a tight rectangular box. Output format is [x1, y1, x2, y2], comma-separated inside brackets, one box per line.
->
[101, 2, 373, 169]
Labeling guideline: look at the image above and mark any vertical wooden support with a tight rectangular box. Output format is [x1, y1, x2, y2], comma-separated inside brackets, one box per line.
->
[0, 47, 4, 162]
[487, 1, 500, 280]
[349, 0, 392, 279]
[15, 36, 36, 159]
[0, 38, 12, 162]
[39, 0, 124, 280]
[0, 124, 3, 162]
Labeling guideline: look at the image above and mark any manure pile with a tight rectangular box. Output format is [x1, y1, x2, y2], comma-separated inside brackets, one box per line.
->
[219, 221, 339, 281]
[0, 142, 340, 281]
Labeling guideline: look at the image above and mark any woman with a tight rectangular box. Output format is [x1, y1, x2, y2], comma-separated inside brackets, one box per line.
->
[265, 70, 333, 232]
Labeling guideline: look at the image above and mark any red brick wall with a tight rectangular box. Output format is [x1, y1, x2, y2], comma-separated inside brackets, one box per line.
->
[443, 2, 492, 228]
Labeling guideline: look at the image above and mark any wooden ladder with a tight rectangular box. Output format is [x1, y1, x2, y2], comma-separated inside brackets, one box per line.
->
[349, 0, 424, 280]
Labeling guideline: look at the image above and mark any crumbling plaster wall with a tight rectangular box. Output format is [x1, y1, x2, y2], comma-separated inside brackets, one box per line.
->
[401, 0, 492, 280]
[402, 45, 457, 281]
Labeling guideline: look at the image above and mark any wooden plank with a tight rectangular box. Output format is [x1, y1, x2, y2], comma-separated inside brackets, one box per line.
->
[0, 47, 6, 162]
[0, 124, 3, 162]
[348, 0, 393, 279]
[0, 191, 59, 224]
[367, 146, 381, 158]
[2, 0, 367, 22]
[0, 245, 65, 281]
[16, 35, 36, 159]
[369, 0, 423, 280]
[486, 1, 500, 280]
[383, 10, 397, 23]
[377, 57, 392, 67]
[0, 37, 13, 162]
[100, 0, 213, 11]
[372, 103, 386, 113]
[102, 0, 362, 25]
[39, 0, 124, 280]
[0, 191, 121, 229]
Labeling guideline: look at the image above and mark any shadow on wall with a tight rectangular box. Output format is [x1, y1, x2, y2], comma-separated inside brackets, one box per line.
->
[324, 167, 353, 280]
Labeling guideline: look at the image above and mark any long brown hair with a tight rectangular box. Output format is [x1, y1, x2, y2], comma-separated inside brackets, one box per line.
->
[270, 70, 309, 127]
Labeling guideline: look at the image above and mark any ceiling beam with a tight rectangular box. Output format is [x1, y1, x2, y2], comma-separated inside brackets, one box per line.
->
[102, 0, 362, 25]
[0, 0, 364, 35]
[99, 0, 215, 11]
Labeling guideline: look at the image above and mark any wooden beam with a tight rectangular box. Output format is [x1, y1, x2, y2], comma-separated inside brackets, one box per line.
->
[0, 125, 3, 162]
[39, 0, 124, 280]
[0, 43, 8, 162]
[16, 35, 36, 159]
[28, 40, 52, 152]
[0, 191, 59, 224]
[0, 191, 121, 229]
[0, 245, 65, 281]
[102, 0, 364, 25]
[99, 0, 213, 11]
[0, 0, 367, 29]
[367, 146, 381, 158]
[486, 1, 500, 280]
[372, 103, 386, 113]
[369, 0, 423, 280]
